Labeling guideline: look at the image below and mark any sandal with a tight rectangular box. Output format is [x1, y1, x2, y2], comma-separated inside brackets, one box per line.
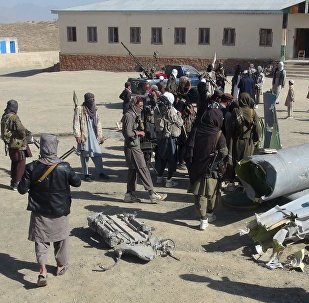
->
[37, 274, 47, 287]
[56, 265, 68, 276]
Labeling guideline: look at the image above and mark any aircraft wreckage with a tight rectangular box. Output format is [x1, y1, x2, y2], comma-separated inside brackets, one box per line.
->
[87, 212, 179, 270]
[237, 144, 309, 270]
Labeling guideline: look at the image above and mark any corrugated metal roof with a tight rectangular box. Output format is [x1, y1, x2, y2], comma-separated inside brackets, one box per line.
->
[52, 0, 303, 13]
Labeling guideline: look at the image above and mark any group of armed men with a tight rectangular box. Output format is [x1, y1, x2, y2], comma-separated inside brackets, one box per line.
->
[119, 61, 265, 230]
[0, 60, 290, 286]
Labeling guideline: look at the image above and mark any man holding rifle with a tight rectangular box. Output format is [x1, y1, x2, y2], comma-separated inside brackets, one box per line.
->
[73, 92, 110, 181]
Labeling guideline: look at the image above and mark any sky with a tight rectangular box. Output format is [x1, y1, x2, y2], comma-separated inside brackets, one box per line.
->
[0, 1, 100, 22]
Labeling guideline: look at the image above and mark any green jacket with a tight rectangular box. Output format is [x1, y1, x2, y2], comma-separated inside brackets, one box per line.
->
[1, 113, 28, 150]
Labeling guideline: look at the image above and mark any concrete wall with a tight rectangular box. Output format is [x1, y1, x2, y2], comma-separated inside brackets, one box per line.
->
[58, 11, 283, 60]
[0, 51, 59, 69]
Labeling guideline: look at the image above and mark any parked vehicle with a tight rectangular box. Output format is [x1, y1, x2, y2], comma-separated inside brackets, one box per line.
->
[128, 64, 201, 96]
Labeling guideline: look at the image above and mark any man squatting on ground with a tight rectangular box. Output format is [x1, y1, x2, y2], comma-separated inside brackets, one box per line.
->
[122, 96, 167, 203]
[18, 133, 81, 287]
[73, 92, 109, 182]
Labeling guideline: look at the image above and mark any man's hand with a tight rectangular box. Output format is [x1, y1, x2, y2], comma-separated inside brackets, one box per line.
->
[76, 137, 82, 144]
[136, 131, 145, 137]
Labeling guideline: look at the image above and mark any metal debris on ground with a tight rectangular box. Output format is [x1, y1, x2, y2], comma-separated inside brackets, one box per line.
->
[236, 144, 309, 203]
[87, 212, 179, 271]
[242, 194, 309, 271]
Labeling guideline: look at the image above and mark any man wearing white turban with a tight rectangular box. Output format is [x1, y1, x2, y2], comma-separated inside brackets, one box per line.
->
[272, 61, 286, 105]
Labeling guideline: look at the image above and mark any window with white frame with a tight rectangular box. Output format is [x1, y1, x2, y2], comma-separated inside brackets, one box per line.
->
[67, 26, 77, 42]
[199, 28, 210, 45]
[259, 29, 273, 47]
[151, 27, 162, 44]
[130, 27, 141, 44]
[108, 27, 119, 43]
[174, 27, 186, 44]
[87, 27, 97, 43]
[222, 28, 235, 46]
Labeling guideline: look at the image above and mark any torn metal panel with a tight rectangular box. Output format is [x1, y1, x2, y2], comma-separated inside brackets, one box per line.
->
[245, 194, 309, 269]
[87, 212, 178, 270]
[236, 144, 309, 202]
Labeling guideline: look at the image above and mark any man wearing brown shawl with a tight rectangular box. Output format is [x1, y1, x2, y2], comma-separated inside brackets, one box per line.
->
[122, 96, 167, 203]
[188, 109, 228, 230]
[229, 92, 261, 177]
[18, 134, 81, 286]
[1, 100, 31, 190]
[73, 92, 109, 181]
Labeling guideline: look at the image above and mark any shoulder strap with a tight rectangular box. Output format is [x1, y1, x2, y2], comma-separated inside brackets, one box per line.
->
[37, 164, 58, 183]
[214, 130, 222, 150]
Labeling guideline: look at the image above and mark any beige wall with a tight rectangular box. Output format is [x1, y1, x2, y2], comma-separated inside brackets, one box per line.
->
[57, 11, 306, 60]
[0, 51, 59, 69]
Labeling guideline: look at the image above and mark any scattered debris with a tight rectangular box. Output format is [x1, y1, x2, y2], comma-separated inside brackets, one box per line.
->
[87, 212, 179, 271]
[242, 194, 309, 271]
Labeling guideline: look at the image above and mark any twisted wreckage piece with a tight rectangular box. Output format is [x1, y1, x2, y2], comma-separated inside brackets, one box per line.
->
[236, 144, 309, 203]
[244, 194, 309, 270]
[87, 212, 179, 270]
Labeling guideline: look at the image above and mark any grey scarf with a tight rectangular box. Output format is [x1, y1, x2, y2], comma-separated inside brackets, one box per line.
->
[38, 133, 62, 165]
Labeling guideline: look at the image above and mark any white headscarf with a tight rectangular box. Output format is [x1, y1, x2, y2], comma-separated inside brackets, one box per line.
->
[171, 69, 178, 78]
[163, 91, 175, 105]
[38, 133, 62, 165]
[278, 61, 284, 71]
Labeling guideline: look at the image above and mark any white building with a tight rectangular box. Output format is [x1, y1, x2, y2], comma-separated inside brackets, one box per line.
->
[0, 37, 18, 54]
[52, 0, 309, 71]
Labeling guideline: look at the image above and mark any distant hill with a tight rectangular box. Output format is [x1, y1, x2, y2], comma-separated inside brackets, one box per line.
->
[0, 21, 59, 52]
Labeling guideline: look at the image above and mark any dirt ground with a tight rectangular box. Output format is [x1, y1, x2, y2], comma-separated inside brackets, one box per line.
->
[0, 68, 309, 303]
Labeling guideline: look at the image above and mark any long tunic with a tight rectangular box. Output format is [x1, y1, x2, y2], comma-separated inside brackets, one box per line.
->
[78, 118, 102, 157]
[28, 212, 69, 243]
[122, 109, 147, 169]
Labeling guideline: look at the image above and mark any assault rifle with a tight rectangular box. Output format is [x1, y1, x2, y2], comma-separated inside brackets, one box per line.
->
[216, 72, 231, 85]
[200, 71, 218, 88]
[121, 42, 155, 79]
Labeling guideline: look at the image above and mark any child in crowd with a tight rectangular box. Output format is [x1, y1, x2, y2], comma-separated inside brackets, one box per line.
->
[285, 80, 295, 119]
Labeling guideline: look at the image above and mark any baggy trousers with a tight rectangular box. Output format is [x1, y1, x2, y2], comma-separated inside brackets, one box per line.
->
[35, 238, 69, 267]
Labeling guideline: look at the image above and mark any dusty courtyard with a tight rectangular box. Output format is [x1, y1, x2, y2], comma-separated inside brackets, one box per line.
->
[0, 67, 308, 303]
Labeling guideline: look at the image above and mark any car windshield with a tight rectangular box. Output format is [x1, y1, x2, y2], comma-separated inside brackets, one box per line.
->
[184, 66, 199, 77]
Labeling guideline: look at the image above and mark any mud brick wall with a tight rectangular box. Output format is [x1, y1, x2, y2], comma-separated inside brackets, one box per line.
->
[59, 53, 270, 75]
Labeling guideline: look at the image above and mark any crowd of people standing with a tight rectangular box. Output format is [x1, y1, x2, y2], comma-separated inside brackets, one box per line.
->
[1, 60, 298, 287]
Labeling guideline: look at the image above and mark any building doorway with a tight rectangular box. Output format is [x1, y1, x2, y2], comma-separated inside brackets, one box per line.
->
[294, 28, 309, 58]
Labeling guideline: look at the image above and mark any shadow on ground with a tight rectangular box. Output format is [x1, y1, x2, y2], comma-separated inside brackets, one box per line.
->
[0, 68, 48, 78]
[179, 274, 308, 303]
[0, 253, 54, 289]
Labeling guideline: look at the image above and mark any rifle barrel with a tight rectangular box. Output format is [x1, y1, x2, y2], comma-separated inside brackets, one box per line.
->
[121, 42, 151, 79]
[60, 146, 77, 160]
